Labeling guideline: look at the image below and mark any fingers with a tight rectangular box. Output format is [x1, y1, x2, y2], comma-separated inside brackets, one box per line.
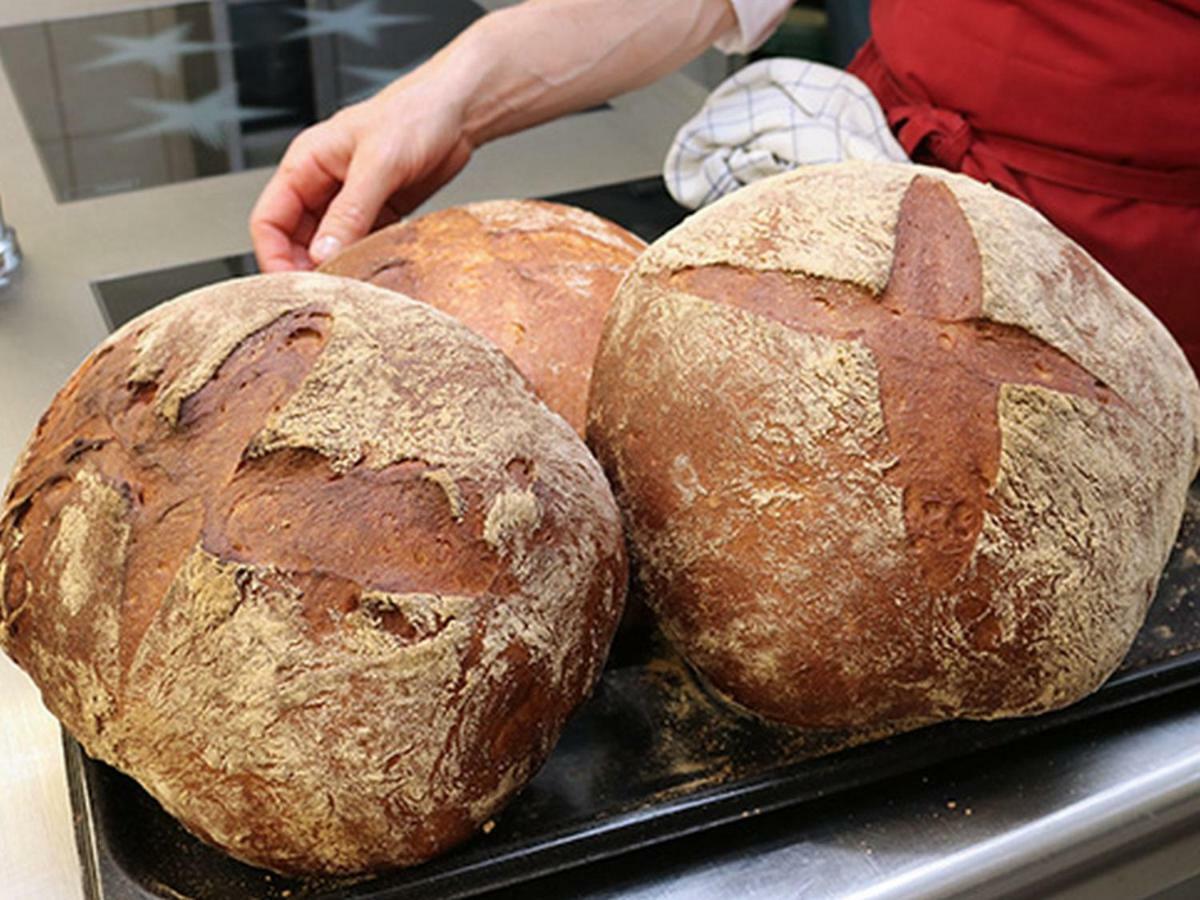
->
[385, 138, 473, 219]
[249, 128, 346, 272]
[251, 101, 473, 271]
[250, 170, 303, 272]
[279, 208, 321, 271]
[374, 200, 406, 231]
[308, 146, 401, 266]
[293, 208, 321, 252]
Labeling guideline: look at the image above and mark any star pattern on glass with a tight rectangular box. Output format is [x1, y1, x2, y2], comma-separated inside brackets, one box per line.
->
[116, 85, 291, 149]
[341, 59, 428, 103]
[81, 23, 227, 76]
[286, 0, 430, 47]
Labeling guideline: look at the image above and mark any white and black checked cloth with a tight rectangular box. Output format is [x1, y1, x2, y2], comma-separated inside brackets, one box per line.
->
[665, 58, 909, 210]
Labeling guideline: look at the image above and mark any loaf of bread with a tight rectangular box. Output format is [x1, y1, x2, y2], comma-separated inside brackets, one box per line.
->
[587, 161, 1200, 731]
[0, 273, 626, 874]
[319, 199, 646, 436]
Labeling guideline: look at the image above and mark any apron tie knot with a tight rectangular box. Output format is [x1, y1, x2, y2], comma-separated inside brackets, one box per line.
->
[891, 103, 974, 170]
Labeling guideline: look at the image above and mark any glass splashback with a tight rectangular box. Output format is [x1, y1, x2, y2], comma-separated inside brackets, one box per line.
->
[0, 1, 486, 201]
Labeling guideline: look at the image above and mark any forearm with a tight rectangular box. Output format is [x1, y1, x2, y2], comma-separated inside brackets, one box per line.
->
[433, 0, 736, 146]
[251, 0, 736, 270]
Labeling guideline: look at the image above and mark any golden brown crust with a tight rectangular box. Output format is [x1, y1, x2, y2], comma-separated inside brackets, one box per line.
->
[0, 272, 626, 874]
[318, 199, 645, 436]
[587, 163, 1199, 730]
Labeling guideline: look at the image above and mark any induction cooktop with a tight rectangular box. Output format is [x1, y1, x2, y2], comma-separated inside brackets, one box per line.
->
[0, 1, 486, 202]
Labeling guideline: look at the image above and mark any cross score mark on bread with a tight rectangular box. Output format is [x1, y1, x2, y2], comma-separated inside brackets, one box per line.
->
[671, 176, 1120, 590]
[3, 308, 491, 671]
[0, 275, 626, 874]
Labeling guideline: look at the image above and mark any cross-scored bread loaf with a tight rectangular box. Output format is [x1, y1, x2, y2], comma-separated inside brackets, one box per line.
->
[587, 161, 1200, 731]
[0, 272, 627, 874]
[319, 199, 646, 436]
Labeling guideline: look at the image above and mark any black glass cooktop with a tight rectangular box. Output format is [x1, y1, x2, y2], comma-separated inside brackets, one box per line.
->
[0, 1, 485, 202]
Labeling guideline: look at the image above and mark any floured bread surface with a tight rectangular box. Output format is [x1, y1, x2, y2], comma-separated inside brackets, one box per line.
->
[0, 272, 627, 874]
[587, 161, 1199, 730]
[319, 199, 646, 436]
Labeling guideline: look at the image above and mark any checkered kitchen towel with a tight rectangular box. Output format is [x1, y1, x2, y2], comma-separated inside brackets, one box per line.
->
[665, 58, 909, 209]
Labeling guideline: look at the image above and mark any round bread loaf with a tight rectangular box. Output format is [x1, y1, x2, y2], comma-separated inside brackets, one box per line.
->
[587, 161, 1200, 731]
[0, 273, 626, 874]
[318, 199, 646, 436]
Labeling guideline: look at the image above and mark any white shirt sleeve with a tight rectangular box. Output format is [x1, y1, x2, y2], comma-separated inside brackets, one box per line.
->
[713, 0, 795, 54]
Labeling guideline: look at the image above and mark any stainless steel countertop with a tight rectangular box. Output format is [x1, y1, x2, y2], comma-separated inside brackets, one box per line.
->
[2, 3, 1199, 900]
[487, 689, 1200, 900]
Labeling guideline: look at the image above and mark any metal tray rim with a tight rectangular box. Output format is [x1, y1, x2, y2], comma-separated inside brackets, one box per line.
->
[64, 646, 1200, 900]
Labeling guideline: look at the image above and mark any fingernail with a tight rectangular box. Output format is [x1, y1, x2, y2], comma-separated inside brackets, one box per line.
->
[310, 235, 342, 264]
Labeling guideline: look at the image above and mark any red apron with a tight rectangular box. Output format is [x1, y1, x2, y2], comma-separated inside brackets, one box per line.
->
[847, 0, 1200, 370]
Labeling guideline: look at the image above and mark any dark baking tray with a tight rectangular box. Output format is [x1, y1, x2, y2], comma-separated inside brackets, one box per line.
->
[65, 178, 1200, 899]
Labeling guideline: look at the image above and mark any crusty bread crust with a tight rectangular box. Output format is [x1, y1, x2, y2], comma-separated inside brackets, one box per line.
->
[0, 272, 626, 874]
[588, 162, 1199, 730]
[319, 199, 646, 436]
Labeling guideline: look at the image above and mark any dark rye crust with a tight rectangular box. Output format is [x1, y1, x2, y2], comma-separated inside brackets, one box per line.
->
[0, 273, 627, 874]
[587, 163, 1200, 731]
[320, 199, 646, 436]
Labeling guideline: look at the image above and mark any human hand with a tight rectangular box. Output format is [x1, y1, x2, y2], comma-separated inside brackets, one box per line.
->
[250, 76, 474, 273]
[250, 0, 738, 272]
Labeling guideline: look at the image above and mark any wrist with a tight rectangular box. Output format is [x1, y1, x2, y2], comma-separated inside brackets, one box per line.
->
[366, 12, 501, 148]
[452, 9, 517, 147]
